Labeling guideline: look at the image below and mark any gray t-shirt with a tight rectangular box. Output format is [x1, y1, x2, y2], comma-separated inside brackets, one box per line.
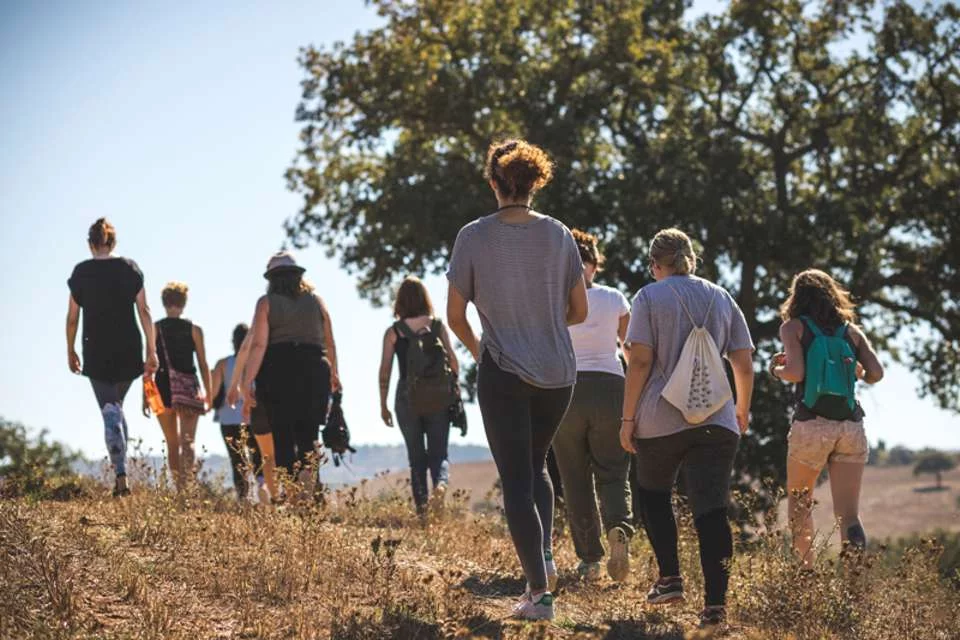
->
[446, 213, 583, 388]
[625, 275, 754, 438]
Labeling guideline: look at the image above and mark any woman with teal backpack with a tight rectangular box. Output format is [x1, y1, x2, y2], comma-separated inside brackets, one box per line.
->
[770, 269, 884, 568]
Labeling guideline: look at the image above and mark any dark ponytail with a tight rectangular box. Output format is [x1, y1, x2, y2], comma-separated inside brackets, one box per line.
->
[88, 218, 116, 250]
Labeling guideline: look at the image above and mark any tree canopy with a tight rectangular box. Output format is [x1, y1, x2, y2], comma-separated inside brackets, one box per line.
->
[286, 0, 960, 508]
[913, 450, 957, 488]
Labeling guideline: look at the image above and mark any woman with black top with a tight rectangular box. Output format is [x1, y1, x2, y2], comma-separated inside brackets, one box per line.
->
[150, 281, 212, 490]
[67, 218, 158, 497]
[378, 276, 459, 515]
[242, 252, 341, 500]
[770, 269, 884, 567]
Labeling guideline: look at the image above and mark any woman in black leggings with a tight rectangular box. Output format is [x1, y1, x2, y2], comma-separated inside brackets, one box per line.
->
[242, 252, 341, 502]
[446, 139, 588, 621]
[66, 218, 158, 497]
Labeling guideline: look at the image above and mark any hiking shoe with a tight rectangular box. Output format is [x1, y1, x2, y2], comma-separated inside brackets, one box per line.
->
[698, 606, 726, 628]
[646, 576, 685, 605]
[112, 476, 130, 498]
[544, 549, 558, 592]
[606, 526, 630, 582]
[513, 592, 555, 621]
[577, 561, 603, 583]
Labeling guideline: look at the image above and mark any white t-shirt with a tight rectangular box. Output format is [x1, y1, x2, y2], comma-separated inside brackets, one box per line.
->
[569, 284, 631, 377]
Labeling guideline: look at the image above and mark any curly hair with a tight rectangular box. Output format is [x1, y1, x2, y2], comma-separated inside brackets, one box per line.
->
[161, 281, 189, 309]
[649, 228, 697, 275]
[779, 269, 857, 328]
[484, 139, 554, 200]
[88, 218, 116, 250]
[571, 228, 604, 269]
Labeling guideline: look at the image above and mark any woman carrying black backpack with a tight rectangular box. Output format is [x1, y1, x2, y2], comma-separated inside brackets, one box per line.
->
[378, 276, 459, 515]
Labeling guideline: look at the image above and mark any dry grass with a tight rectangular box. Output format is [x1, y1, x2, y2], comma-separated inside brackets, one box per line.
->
[0, 475, 957, 640]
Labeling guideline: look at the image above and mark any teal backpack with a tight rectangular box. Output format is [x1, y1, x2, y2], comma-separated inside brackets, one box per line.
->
[800, 316, 857, 420]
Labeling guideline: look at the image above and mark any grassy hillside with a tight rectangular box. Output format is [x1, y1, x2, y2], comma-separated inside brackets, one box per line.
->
[1, 475, 958, 640]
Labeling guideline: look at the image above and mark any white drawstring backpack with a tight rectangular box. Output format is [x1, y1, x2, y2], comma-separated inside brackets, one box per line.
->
[659, 285, 732, 424]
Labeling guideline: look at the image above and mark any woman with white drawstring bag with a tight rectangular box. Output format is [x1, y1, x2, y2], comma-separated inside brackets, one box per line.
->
[619, 228, 755, 630]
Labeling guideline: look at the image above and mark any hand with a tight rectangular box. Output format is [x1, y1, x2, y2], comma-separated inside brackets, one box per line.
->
[768, 352, 786, 378]
[227, 384, 240, 408]
[144, 350, 159, 376]
[241, 385, 256, 423]
[855, 362, 865, 380]
[619, 420, 636, 454]
[68, 350, 82, 374]
[381, 406, 394, 427]
[736, 405, 750, 435]
[331, 371, 342, 393]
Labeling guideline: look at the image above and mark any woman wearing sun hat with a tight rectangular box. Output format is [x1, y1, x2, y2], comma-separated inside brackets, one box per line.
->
[241, 251, 341, 499]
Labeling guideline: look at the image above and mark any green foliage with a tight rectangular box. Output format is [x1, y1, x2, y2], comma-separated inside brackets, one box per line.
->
[885, 445, 916, 466]
[878, 530, 960, 588]
[286, 0, 960, 516]
[913, 450, 956, 488]
[0, 417, 84, 499]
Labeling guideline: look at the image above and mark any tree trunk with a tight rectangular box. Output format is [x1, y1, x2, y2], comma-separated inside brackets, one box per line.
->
[936, 471, 942, 489]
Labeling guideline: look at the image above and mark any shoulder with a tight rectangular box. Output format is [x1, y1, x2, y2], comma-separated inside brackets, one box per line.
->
[592, 283, 624, 302]
[70, 259, 94, 275]
[779, 318, 804, 339]
[454, 217, 486, 243]
[542, 215, 575, 241]
[214, 356, 228, 371]
[119, 257, 142, 273]
[256, 295, 270, 312]
[845, 322, 867, 345]
[383, 324, 399, 343]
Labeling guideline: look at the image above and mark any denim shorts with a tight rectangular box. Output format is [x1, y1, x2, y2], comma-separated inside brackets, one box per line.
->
[788, 417, 868, 469]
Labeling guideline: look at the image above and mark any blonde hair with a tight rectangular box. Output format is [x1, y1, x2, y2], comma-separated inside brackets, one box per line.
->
[161, 281, 189, 308]
[649, 228, 697, 275]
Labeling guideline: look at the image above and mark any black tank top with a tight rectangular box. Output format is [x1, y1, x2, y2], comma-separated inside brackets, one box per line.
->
[156, 318, 197, 374]
[794, 320, 865, 421]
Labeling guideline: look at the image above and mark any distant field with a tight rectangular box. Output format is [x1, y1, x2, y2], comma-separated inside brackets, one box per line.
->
[362, 462, 960, 540]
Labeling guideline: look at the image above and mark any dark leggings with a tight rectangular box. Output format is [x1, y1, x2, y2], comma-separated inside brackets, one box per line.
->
[90, 379, 133, 477]
[219, 424, 263, 499]
[477, 352, 573, 592]
[258, 343, 330, 475]
[634, 426, 739, 607]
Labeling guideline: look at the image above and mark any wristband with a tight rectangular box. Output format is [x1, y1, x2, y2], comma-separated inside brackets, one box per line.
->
[621, 417, 634, 422]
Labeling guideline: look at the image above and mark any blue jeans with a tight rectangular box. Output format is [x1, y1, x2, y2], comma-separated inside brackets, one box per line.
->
[395, 386, 450, 508]
[90, 378, 133, 477]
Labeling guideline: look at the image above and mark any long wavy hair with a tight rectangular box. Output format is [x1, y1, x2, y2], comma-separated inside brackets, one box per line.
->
[267, 271, 314, 299]
[779, 269, 857, 328]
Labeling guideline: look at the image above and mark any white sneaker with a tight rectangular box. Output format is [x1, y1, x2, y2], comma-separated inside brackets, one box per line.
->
[577, 560, 603, 583]
[607, 526, 631, 583]
[513, 592, 554, 621]
[544, 549, 558, 592]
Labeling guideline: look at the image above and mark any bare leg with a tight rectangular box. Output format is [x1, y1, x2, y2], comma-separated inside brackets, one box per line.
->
[828, 460, 866, 548]
[254, 432, 277, 503]
[787, 457, 822, 568]
[157, 411, 181, 490]
[178, 410, 199, 486]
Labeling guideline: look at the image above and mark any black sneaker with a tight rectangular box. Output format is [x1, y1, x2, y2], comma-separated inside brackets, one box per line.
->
[646, 576, 684, 605]
[112, 476, 131, 498]
[698, 606, 726, 628]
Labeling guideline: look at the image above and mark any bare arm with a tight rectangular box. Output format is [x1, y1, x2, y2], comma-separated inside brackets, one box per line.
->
[447, 283, 480, 360]
[241, 297, 270, 391]
[192, 324, 212, 407]
[727, 348, 755, 434]
[135, 288, 158, 375]
[566, 277, 588, 326]
[317, 295, 341, 392]
[850, 324, 884, 384]
[379, 327, 396, 426]
[66, 294, 81, 373]
[438, 322, 460, 377]
[620, 343, 654, 454]
[226, 332, 253, 407]
[210, 359, 225, 407]
[618, 312, 631, 354]
[774, 320, 806, 383]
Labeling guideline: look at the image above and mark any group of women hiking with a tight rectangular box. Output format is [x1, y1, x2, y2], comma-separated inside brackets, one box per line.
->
[67, 138, 884, 629]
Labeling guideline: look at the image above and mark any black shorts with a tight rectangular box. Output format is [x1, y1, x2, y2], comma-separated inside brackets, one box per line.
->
[249, 402, 272, 436]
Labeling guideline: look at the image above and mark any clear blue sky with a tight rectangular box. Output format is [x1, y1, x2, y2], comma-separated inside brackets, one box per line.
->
[0, 1, 955, 469]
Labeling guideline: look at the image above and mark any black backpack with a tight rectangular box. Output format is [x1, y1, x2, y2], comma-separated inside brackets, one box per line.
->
[322, 392, 355, 466]
[395, 319, 457, 416]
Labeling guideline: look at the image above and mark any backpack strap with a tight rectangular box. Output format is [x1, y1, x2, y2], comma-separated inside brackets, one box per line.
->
[393, 320, 417, 340]
[665, 283, 717, 329]
[800, 315, 824, 338]
[834, 322, 849, 338]
[430, 318, 442, 337]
